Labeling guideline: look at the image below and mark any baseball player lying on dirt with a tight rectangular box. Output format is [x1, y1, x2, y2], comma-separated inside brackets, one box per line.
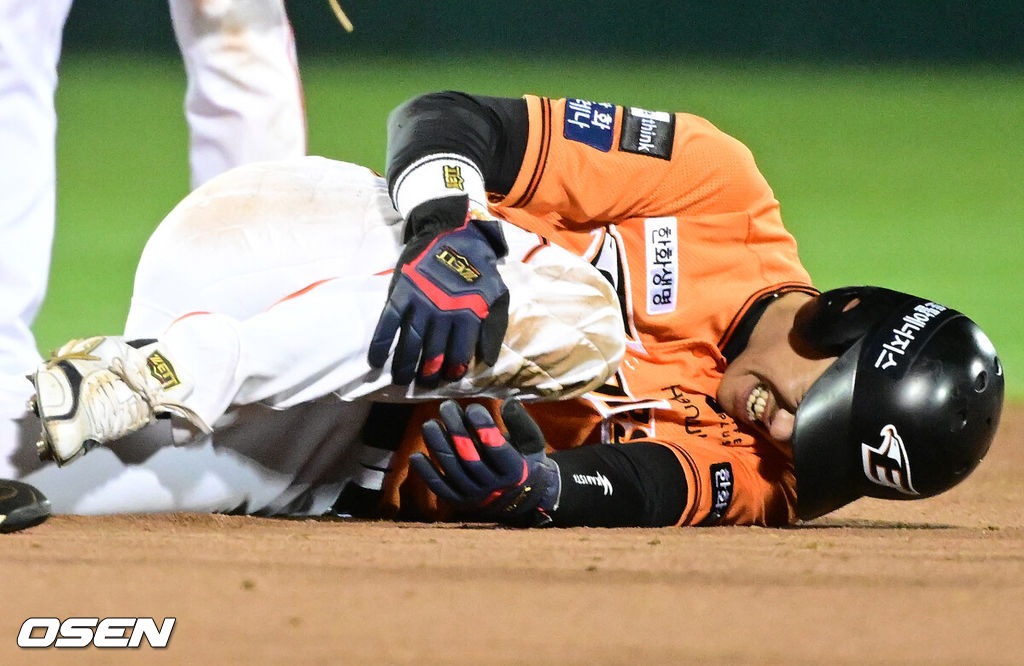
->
[14, 92, 1005, 527]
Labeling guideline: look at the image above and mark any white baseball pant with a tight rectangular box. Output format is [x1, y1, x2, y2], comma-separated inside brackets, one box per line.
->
[0, 0, 73, 414]
[15, 158, 625, 515]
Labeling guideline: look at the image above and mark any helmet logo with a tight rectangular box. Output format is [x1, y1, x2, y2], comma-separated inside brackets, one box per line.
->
[861, 425, 919, 495]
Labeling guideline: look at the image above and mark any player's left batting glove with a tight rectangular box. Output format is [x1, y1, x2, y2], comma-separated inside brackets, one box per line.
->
[368, 195, 510, 386]
[410, 399, 561, 527]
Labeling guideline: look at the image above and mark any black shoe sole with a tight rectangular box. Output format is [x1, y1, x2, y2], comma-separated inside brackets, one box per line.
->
[0, 479, 52, 533]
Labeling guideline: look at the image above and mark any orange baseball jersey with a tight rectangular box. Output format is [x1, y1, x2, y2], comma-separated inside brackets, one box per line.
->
[490, 96, 814, 526]
[385, 96, 816, 526]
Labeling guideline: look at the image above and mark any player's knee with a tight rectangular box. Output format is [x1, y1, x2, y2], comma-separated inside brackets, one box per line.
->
[502, 255, 626, 399]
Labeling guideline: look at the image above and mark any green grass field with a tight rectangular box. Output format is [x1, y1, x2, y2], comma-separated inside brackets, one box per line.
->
[41, 54, 1024, 398]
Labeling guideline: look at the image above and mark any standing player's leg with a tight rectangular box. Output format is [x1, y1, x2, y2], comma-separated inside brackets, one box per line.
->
[0, 0, 74, 452]
[168, 0, 306, 189]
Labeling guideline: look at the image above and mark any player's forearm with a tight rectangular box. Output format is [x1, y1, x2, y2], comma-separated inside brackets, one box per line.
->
[373, 93, 529, 386]
[385, 91, 528, 203]
[546, 442, 688, 527]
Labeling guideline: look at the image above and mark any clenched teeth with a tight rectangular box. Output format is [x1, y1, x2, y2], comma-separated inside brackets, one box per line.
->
[747, 383, 768, 422]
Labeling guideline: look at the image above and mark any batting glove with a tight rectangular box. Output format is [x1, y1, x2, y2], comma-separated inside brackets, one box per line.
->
[368, 195, 510, 386]
[410, 399, 561, 527]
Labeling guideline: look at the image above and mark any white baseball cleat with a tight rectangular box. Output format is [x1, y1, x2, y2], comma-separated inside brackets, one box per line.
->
[29, 336, 211, 466]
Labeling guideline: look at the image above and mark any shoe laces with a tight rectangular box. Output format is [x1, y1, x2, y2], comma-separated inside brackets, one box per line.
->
[110, 355, 159, 403]
[110, 354, 212, 434]
[45, 337, 103, 369]
[83, 370, 154, 441]
[49, 338, 211, 436]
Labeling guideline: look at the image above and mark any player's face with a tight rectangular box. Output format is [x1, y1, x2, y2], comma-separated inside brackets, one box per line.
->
[717, 292, 837, 445]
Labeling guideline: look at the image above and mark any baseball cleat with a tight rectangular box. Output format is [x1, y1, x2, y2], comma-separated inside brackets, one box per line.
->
[31, 336, 210, 467]
[0, 479, 51, 533]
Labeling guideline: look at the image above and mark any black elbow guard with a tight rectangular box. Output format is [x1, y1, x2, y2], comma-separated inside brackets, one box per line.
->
[386, 91, 528, 196]
[548, 442, 687, 528]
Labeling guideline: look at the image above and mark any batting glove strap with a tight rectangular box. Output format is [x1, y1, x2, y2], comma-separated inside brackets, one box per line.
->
[390, 153, 488, 221]
[490, 455, 561, 528]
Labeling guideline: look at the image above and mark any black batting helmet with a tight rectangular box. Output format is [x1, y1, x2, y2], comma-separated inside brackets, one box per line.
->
[790, 287, 1004, 520]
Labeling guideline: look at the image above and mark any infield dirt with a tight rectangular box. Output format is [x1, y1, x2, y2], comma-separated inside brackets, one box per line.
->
[2, 405, 1021, 664]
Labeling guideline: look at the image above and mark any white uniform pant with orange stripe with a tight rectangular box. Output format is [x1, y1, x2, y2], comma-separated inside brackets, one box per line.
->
[15, 157, 624, 515]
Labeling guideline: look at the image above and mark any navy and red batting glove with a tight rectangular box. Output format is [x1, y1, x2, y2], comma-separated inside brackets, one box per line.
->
[367, 195, 510, 386]
[410, 399, 561, 527]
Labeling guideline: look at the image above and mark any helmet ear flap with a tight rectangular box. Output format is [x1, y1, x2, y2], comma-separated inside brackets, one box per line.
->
[794, 286, 914, 356]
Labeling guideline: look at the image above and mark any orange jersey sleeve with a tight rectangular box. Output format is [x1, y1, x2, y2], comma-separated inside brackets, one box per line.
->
[498, 95, 777, 224]
[490, 95, 813, 396]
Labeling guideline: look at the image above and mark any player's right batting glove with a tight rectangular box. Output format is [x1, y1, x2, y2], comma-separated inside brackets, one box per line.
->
[367, 195, 510, 386]
[410, 399, 561, 527]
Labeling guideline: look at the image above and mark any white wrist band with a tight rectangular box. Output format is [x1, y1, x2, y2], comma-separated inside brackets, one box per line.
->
[391, 153, 488, 220]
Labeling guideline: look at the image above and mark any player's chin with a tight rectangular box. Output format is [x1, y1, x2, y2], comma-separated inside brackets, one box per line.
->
[715, 372, 756, 427]
[767, 409, 796, 444]
[717, 374, 790, 445]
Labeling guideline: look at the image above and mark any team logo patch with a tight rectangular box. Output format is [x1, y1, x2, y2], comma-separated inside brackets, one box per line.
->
[146, 351, 181, 389]
[619, 107, 674, 160]
[644, 217, 677, 314]
[442, 164, 465, 190]
[861, 424, 918, 495]
[435, 245, 481, 283]
[563, 98, 617, 152]
[700, 463, 734, 525]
